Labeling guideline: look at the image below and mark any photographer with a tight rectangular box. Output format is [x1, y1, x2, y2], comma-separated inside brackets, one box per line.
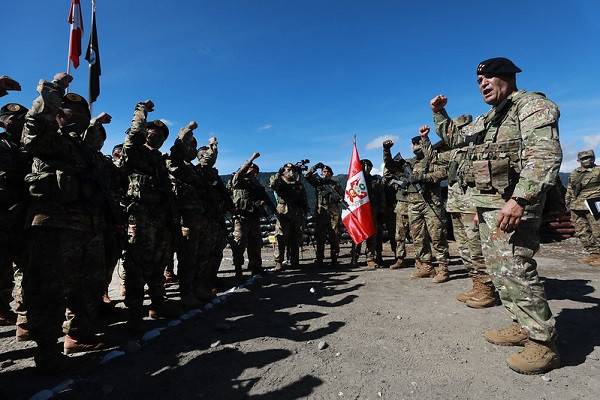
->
[269, 162, 308, 271]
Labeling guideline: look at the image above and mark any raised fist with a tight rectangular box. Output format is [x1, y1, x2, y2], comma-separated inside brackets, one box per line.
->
[430, 95, 447, 113]
[53, 73, 73, 89]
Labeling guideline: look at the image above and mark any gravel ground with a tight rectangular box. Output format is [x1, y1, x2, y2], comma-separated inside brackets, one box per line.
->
[1, 237, 600, 400]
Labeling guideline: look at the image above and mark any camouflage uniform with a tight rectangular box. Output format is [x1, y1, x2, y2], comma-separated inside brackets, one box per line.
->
[166, 126, 211, 303]
[565, 151, 600, 257]
[196, 140, 232, 289]
[353, 170, 384, 265]
[229, 158, 266, 274]
[122, 104, 174, 321]
[270, 168, 308, 267]
[433, 89, 562, 341]
[21, 80, 107, 358]
[0, 103, 31, 326]
[382, 170, 410, 261]
[304, 164, 344, 265]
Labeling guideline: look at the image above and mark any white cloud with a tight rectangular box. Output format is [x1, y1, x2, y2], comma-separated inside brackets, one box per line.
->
[258, 124, 272, 131]
[583, 134, 600, 149]
[371, 162, 386, 177]
[159, 119, 175, 127]
[365, 135, 399, 151]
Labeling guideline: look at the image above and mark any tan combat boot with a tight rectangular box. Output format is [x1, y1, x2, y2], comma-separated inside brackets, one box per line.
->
[506, 339, 560, 374]
[588, 254, 600, 267]
[366, 259, 379, 270]
[64, 335, 111, 355]
[410, 262, 436, 279]
[484, 321, 528, 346]
[389, 258, 405, 269]
[578, 253, 600, 264]
[456, 276, 481, 302]
[466, 280, 499, 308]
[432, 264, 449, 283]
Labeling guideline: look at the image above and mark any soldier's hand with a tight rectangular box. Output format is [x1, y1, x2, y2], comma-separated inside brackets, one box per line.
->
[0, 75, 21, 91]
[496, 199, 524, 232]
[430, 95, 447, 113]
[315, 162, 324, 169]
[252, 152, 260, 160]
[209, 136, 217, 144]
[143, 100, 154, 112]
[383, 140, 394, 149]
[418, 125, 430, 138]
[96, 112, 112, 124]
[473, 213, 479, 227]
[410, 173, 424, 184]
[187, 121, 198, 130]
[53, 73, 73, 88]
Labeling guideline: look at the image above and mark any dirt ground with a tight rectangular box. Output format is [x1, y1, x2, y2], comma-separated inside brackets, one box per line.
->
[1, 237, 600, 400]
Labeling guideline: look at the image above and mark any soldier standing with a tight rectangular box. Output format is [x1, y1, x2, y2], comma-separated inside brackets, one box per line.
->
[229, 152, 268, 276]
[21, 73, 110, 372]
[270, 163, 308, 271]
[304, 162, 344, 267]
[565, 150, 600, 266]
[383, 137, 450, 282]
[382, 169, 410, 269]
[430, 57, 562, 374]
[122, 100, 181, 327]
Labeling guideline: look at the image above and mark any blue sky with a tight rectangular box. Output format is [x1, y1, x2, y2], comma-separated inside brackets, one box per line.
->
[3, 1, 600, 174]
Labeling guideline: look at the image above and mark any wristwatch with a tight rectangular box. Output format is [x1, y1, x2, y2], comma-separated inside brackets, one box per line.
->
[511, 197, 530, 207]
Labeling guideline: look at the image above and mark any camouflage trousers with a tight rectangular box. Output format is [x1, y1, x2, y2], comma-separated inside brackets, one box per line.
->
[377, 207, 397, 258]
[232, 213, 263, 271]
[408, 199, 449, 264]
[354, 210, 378, 262]
[314, 210, 341, 261]
[477, 208, 556, 341]
[124, 204, 171, 317]
[22, 226, 104, 342]
[177, 209, 209, 295]
[274, 207, 305, 265]
[449, 212, 486, 276]
[394, 202, 410, 259]
[0, 209, 27, 323]
[198, 215, 228, 289]
[571, 209, 600, 255]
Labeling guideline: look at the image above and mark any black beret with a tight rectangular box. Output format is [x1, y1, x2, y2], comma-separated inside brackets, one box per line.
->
[283, 163, 294, 169]
[0, 103, 28, 118]
[61, 93, 90, 117]
[322, 165, 333, 174]
[411, 136, 422, 144]
[476, 57, 522, 75]
[361, 159, 373, 168]
[112, 143, 123, 153]
[147, 119, 169, 138]
[249, 163, 260, 173]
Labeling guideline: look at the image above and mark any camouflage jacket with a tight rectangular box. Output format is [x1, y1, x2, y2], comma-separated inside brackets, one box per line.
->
[0, 132, 31, 211]
[269, 172, 308, 215]
[565, 165, 600, 210]
[304, 165, 344, 215]
[433, 89, 562, 212]
[122, 103, 173, 212]
[229, 157, 266, 216]
[20, 79, 108, 231]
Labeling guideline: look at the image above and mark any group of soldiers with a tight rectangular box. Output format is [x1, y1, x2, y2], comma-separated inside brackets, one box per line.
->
[0, 55, 592, 377]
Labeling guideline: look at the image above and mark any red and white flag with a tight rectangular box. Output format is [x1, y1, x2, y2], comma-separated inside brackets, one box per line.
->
[342, 141, 375, 244]
[68, 0, 84, 68]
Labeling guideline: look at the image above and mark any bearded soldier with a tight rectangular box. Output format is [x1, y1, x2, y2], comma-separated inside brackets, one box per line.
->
[430, 57, 562, 374]
[565, 150, 600, 266]
[304, 162, 344, 267]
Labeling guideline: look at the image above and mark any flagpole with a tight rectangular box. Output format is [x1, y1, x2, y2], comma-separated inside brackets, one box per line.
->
[88, 0, 96, 115]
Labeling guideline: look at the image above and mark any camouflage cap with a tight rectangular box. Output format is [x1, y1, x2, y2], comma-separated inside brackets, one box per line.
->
[578, 150, 595, 159]
[476, 57, 522, 75]
[452, 114, 473, 128]
[147, 119, 169, 138]
[0, 103, 28, 118]
[61, 93, 90, 117]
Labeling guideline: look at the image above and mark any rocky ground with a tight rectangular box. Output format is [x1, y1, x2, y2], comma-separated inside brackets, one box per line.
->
[1, 237, 600, 400]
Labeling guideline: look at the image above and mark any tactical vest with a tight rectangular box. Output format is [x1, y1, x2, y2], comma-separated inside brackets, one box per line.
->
[127, 172, 167, 203]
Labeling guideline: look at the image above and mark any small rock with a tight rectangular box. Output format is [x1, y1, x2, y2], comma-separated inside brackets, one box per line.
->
[214, 322, 231, 332]
[587, 354, 599, 361]
[0, 360, 15, 368]
[541, 376, 552, 382]
[338, 392, 343, 396]
[335, 352, 341, 356]
[124, 340, 142, 353]
[210, 340, 221, 348]
[309, 287, 316, 293]
[318, 341, 328, 350]
[396, 315, 401, 320]
[101, 384, 114, 394]
[378, 392, 382, 397]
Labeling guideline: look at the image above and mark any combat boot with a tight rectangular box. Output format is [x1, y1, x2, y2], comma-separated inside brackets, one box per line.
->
[466, 280, 499, 308]
[506, 339, 560, 374]
[164, 269, 178, 285]
[484, 322, 528, 346]
[578, 253, 600, 264]
[389, 258, 405, 270]
[589, 255, 600, 267]
[181, 293, 202, 309]
[149, 300, 183, 319]
[330, 257, 340, 268]
[456, 276, 480, 303]
[195, 287, 216, 302]
[35, 342, 70, 374]
[432, 264, 449, 283]
[366, 259, 379, 270]
[410, 263, 436, 279]
[274, 262, 283, 271]
[314, 259, 324, 268]
[64, 335, 110, 355]
[16, 325, 30, 342]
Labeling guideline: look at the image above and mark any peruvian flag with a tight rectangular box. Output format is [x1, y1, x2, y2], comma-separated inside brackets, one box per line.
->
[68, 0, 84, 68]
[342, 141, 375, 244]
